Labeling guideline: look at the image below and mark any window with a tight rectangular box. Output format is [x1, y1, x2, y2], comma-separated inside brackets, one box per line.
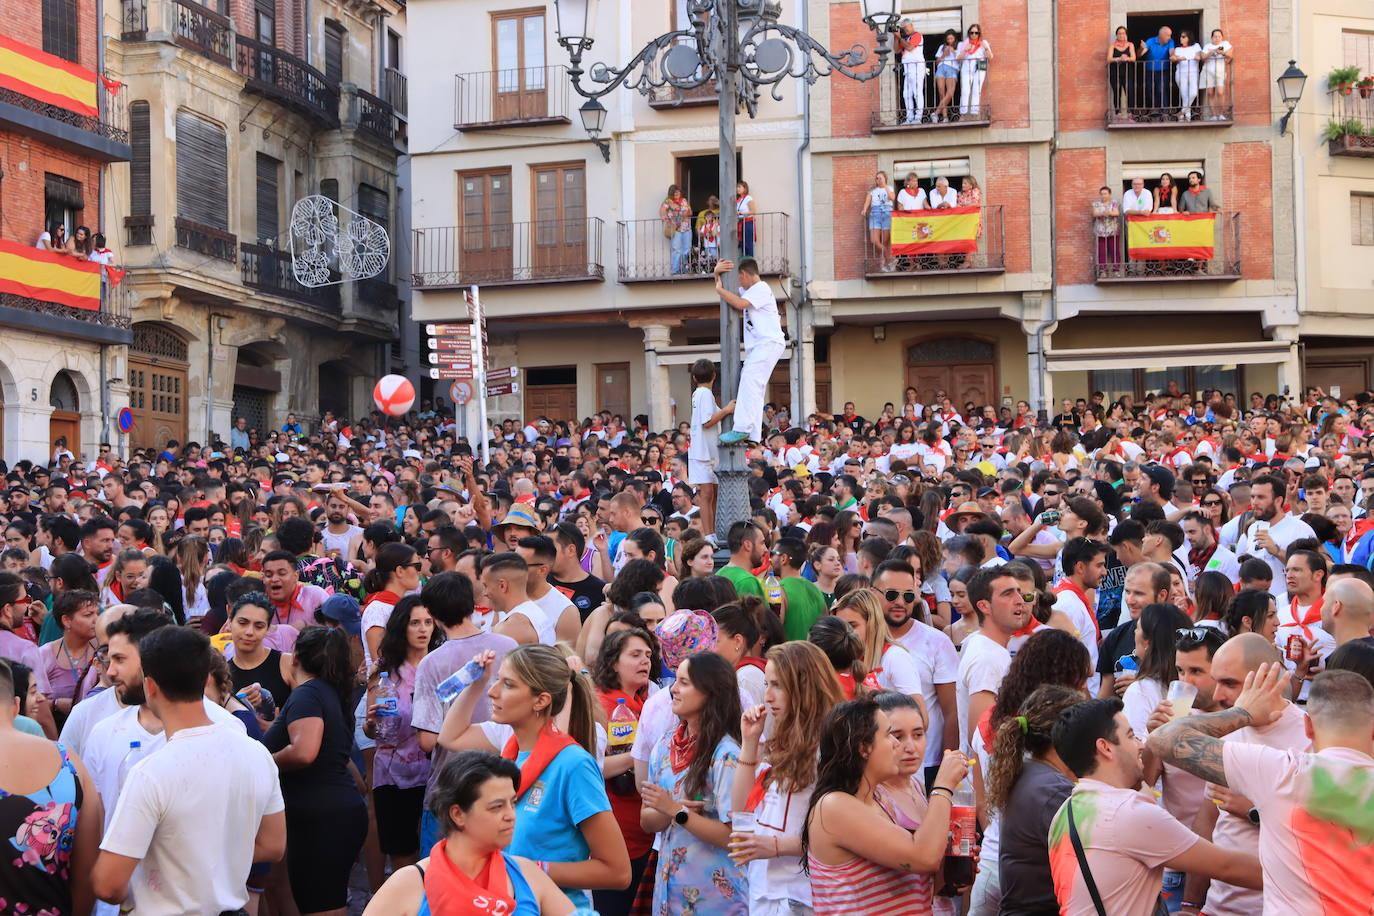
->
[357, 183, 389, 232]
[175, 111, 229, 230]
[41, 0, 78, 62]
[1120, 160, 1206, 201]
[387, 29, 401, 70]
[1353, 193, 1374, 247]
[255, 0, 274, 43]
[1343, 30, 1374, 72]
[256, 153, 280, 245]
[1089, 365, 1242, 401]
[44, 174, 83, 237]
[891, 156, 971, 194]
[493, 10, 544, 90]
[129, 101, 151, 223]
[324, 20, 345, 84]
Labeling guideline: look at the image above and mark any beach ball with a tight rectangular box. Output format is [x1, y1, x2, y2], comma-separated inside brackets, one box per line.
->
[373, 374, 415, 416]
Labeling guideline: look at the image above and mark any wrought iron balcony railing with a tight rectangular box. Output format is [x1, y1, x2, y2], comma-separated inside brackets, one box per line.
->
[412, 218, 605, 287]
[454, 65, 571, 129]
[1106, 58, 1233, 127]
[617, 211, 788, 282]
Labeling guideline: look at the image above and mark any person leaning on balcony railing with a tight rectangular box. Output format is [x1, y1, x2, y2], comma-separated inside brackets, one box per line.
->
[894, 174, 927, 271]
[1093, 186, 1122, 268]
[694, 196, 722, 268]
[35, 223, 68, 254]
[897, 19, 926, 125]
[1176, 171, 1218, 214]
[1108, 26, 1137, 121]
[1172, 31, 1204, 122]
[1200, 30, 1233, 122]
[1154, 172, 1179, 214]
[1140, 26, 1176, 120]
[659, 185, 694, 275]
[955, 24, 992, 117]
[932, 30, 961, 123]
[956, 177, 983, 268]
[862, 170, 896, 272]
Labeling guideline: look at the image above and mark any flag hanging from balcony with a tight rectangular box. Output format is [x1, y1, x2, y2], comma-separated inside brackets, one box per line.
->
[1126, 212, 1216, 260]
[0, 34, 99, 117]
[891, 206, 982, 255]
[0, 240, 101, 311]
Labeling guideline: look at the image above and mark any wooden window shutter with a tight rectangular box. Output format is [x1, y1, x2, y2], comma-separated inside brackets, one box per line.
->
[175, 111, 229, 230]
[256, 153, 280, 244]
[130, 101, 151, 219]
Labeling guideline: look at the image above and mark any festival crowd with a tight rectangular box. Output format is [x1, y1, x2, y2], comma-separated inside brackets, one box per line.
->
[0, 377, 1373, 916]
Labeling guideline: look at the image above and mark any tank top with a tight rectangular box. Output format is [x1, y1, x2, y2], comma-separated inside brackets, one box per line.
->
[320, 525, 361, 557]
[415, 853, 540, 916]
[0, 743, 82, 912]
[1112, 44, 1132, 59]
[808, 847, 934, 915]
[230, 649, 292, 707]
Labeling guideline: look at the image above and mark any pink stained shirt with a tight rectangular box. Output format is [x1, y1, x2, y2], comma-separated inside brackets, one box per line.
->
[1204, 702, 1311, 916]
[1222, 740, 1374, 915]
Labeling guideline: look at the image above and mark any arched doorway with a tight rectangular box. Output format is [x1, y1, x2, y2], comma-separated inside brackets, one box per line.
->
[318, 360, 351, 419]
[49, 371, 81, 457]
[129, 323, 190, 451]
[232, 344, 283, 437]
[905, 336, 997, 408]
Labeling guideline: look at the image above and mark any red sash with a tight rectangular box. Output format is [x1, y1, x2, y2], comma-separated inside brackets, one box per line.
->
[1053, 579, 1099, 640]
[1288, 594, 1324, 641]
[363, 589, 402, 609]
[736, 657, 766, 673]
[975, 705, 995, 751]
[422, 841, 517, 916]
[745, 765, 771, 812]
[500, 723, 578, 802]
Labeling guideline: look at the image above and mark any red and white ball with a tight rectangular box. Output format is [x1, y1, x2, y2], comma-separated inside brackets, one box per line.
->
[373, 374, 415, 416]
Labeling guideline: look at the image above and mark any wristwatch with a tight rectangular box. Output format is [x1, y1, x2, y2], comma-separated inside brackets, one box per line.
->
[1246, 807, 1260, 826]
[674, 807, 691, 826]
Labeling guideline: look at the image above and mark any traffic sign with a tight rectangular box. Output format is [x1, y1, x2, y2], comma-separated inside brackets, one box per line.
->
[486, 380, 520, 397]
[430, 367, 474, 380]
[424, 323, 472, 335]
[449, 380, 474, 406]
[117, 407, 134, 433]
[428, 353, 474, 366]
[428, 336, 470, 351]
[486, 366, 519, 381]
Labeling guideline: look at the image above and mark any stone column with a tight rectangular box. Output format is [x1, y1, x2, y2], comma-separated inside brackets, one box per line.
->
[1272, 325, 1302, 398]
[640, 323, 673, 433]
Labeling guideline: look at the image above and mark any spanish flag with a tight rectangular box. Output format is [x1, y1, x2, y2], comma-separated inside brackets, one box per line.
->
[1126, 212, 1216, 261]
[891, 206, 982, 255]
[0, 240, 102, 311]
[0, 34, 99, 118]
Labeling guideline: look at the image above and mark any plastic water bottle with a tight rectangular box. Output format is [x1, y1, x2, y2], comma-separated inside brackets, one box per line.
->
[764, 572, 784, 613]
[374, 672, 401, 743]
[117, 740, 143, 792]
[938, 777, 977, 895]
[435, 657, 488, 704]
[606, 698, 639, 794]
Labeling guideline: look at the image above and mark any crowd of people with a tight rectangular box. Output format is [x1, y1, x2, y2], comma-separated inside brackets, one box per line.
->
[0, 376, 1373, 915]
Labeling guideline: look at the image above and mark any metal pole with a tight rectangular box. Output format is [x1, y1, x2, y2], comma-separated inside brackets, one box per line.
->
[471, 285, 491, 467]
[713, 0, 751, 550]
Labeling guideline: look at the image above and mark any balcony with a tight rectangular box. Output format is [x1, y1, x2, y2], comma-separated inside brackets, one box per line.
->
[235, 35, 339, 127]
[0, 37, 130, 161]
[454, 65, 571, 130]
[648, 80, 719, 110]
[1106, 59, 1233, 128]
[862, 206, 1005, 278]
[121, 0, 234, 68]
[0, 241, 133, 345]
[175, 216, 237, 263]
[347, 86, 395, 145]
[1326, 89, 1374, 158]
[357, 275, 399, 310]
[125, 214, 155, 247]
[412, 218, 605, 288]
[617, 211, 788, 282]
[871, 61, 989, 131]
[1092, 211, 1242, 282]
[241, 243, 341, 312]
[382, 66, 407, 118]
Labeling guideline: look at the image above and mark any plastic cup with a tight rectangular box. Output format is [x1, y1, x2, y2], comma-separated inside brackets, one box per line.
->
[729, 812, 756, 863]
[1167, 680, 1198, 719]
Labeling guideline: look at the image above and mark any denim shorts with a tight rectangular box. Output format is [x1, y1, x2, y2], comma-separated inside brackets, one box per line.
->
[868, 209, 892, 230]
[936, 63, 959, 79]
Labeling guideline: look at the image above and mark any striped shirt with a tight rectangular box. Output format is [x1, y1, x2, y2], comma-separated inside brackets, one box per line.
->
[807, 851, 933, 915]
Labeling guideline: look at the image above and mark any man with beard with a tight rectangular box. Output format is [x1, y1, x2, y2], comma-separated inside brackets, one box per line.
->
[80, 517, 118, 586]
[319, 490, 363, 560]
[81, 608, 242, 916]
[1049, 698, 1261, 915]
[957, 568, 1027, 753]
[1235, 473, 1315, 598]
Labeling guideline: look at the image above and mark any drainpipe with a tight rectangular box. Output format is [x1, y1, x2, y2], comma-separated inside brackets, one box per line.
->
[97, 0, 111, 448]
[1024, 0, 1060, 427]
[206, 313, 215, 441]
[1288, 0, 1305, 394]
[789, 0, 813, 422]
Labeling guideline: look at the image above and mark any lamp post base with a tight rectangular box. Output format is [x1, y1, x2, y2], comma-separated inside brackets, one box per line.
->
[713, 443, 752, 569]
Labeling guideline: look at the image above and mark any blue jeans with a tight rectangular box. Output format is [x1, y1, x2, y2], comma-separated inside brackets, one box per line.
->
[670, 229, 692, 273]
[740, 220, 755, 257]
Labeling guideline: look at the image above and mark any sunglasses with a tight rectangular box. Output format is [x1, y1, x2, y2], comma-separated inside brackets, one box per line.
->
[1201, 499, 1223, 507]
[405, 562, 424, 571]
[641, 516, 661, 525]
[882, 589, 917, 604]
[1020, 592, 1037, 603]
[1176, 626, 1223, 650]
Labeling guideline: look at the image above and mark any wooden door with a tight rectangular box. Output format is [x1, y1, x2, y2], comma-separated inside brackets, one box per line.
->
[905, 337, 997, 408]
[459, 169, 512, 282]
[526, 383, 577, 422]
[532, 163, 586, 276]
[50, 411, 80, 457]
[950, 364, 995, 408]
[907, 366, 952, 406]
[1306, 361, 1368, 399]
[492, 10, 546, 121]
[596, 363, 630, 420]
[128, 360, 189, 451]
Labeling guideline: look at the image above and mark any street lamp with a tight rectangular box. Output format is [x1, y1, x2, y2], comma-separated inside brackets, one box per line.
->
[578, 98, 611, 162]
[1277, 60, 1307, 135]
[554, 0, 896, 548]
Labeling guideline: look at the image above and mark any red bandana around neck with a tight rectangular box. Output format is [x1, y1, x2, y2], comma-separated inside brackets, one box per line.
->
[500, 723, 577, 801]
[1289, 593, 1324, 641]
[363, 589, 402, 609]
[669, 722, 699, 775]
[422, 840, 516, 916]
[1053, 579, 1100, 639]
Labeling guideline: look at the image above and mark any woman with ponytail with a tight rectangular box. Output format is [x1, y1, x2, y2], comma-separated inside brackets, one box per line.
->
[436, 643, 631, 909]
[730, 641, 844, 915]
[982, 685, 1083, 916]
[361, 542, 421, 669]
[808, 615, 867, 700]
[264, 625, 369, 915]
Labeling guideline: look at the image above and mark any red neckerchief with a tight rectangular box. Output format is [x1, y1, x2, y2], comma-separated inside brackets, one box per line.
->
[668, 722, 699, 775]
[1346, 518, 1374, 554]
[1053, 579, 1099, 639]
[836, 671, 857, 700]
[1288, 593, 1324, 641]
[736, 657, 766, 673]
[1012, 616, 1042, 639]
[1187, 185, 1207, 195]
[422, 840, 516, 916]
[501, 723, 578, 801]
[1273, 451, 1290, 462]
[271, 585, 302, 624]
[975, 705, 995, 751]
[1187, 543, 1218, 573]
[600, 687, 647, 717]
[363, 589, 402, 609]
[966, 36, 983, 52]
[745, 765, 771, 812]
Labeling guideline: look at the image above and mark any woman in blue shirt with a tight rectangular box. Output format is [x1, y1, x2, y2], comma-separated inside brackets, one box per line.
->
[437, 644, 631, 909]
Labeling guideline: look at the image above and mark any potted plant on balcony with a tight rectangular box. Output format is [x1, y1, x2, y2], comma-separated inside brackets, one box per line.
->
[1360, 76, 1374, 99]
[1328, 65, 1361, 95]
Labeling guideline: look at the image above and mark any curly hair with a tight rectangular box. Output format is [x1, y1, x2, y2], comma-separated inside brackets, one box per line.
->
[763, 642, 844, 793]
[592, 627, 662, 695]
[607, 558, 665, 609]
[908, 530, 944, 585]
[985, 684, 1082, 811]
[989, 629, 1090, 735]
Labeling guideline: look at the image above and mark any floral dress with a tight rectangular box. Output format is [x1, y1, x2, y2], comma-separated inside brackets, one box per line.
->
[0, 744, 81, 915]
[648, 735, 747, 916]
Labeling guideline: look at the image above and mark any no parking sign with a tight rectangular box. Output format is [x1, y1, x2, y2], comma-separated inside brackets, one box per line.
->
[117, 407, 134, 433]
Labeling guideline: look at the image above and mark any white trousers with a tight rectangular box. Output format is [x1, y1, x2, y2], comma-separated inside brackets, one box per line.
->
[734, 339, 785, 441]
[960, 64, 986, 114]
[902, 61, 926, 121]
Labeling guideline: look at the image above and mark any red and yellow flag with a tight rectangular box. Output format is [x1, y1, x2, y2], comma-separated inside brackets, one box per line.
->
[0, 34, 99, 117]
[1126, 212, 1216, 260]
[0, 240, 102, 311]
[891, 206, 982, 255]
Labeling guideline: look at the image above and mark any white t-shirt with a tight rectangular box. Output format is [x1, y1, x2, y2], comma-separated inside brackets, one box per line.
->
[100, 720, 284, 915]
[57, 686, 122, 759]
[928, 186, 958, 208]
[361, 597, 398, 670]
[502, 599, 556, 646]
[689, 387, 720, 464]
[737, 662, 767, 709]
[1052, 587, 1102, 695]
[897, 188, 928, 211]
[1122, 188, 1153, 213]
[1176, 543, 1242, 585]
[891, 619, 958, 768]
[1122, 676, 1165, 740]
[872, 642, 923, 698]
[740, 279, 785, 349]
[955, 632, 1010, 755]
[749, 780, 815, 907]
[1235, 514, 1316, 598]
